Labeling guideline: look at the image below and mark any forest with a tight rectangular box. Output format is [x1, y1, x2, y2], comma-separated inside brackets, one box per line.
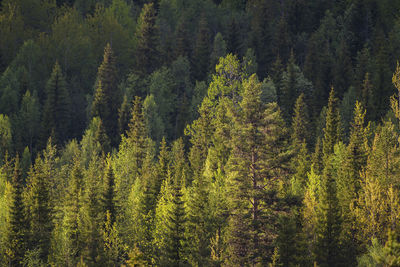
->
[1, 0, 400, 266]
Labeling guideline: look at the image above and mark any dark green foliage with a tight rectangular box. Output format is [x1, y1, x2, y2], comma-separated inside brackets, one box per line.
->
[192, 15, 211, 82]
[1, 2, 400, 266]
[118, 94, 130, 136]
[42, 62, 70, 146]
[102, 158, 116, 224]
[135, 2, 159, 77]
[164, 177, 186, 267]
[91, 43, 120, 146]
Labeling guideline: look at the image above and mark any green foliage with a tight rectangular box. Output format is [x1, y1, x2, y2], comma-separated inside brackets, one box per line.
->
[135, 2, 159, 77]
[42, 62, 71, 146]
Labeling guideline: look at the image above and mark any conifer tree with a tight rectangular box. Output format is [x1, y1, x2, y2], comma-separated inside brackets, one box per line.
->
[114, 96, 148, 202]
[322, 87, 341, 162]
[226, 17, 242, 56]
[174, 16, 191, 59]
[192, 15, 211, 82]
[164, 173, 186, 267]
[63, 156, 84, 264]
[135, 2, 159, 77]
[270, 55, 284, 105]
[314, 159, 343, 267]
[6, 156, 27, 266]
[118, 94, 130, 136]
[155, 137, 169, 197]
[226, 75, 291, 265]
[42, 62, 70, 146]
[91, 43, 119, 146]
[361, 72, 374, 121]
[185, 162, 211, 266]
[291, 93, 311, 146]
[26, 146, 55, 261]
[102, 158, 116, 225]
[338, 101, 369, 215]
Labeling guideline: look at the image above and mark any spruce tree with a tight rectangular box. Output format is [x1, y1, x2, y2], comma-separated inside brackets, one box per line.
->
[192, 14, 211, 82]
[322, 87, 341, 162]
[42, 62, 70, 146]
[361, 72, 374, 121]
[26, 150, 54, 261]
[63, 156, 84, 263]
[226, 17, 242, 56]
[91, 43, 119, 146]
[102, 158, 116, 225]
[291, 93, 311, 146]
[118, 94, 130, 136]
[338, 101, 369, 215]
[164, 174, 186, 267]
[6, 156, 27, 266]
[175, 16, 191, 59]
[314, 159, 343, 267]
[135, 2, 159, 77]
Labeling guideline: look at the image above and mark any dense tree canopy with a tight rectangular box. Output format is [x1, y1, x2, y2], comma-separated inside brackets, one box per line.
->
[1, 0, 400, 266]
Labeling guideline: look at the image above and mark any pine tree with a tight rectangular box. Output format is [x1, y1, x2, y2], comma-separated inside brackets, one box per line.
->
[91, 43, 119, 146]
[42, 62, 70, 146]
[6, 156, 27, 266]
[192, 14, 211, 82]
[226, 75, 291, 265]
[135, 2, 159, 77]
[322, 87, 341, 162]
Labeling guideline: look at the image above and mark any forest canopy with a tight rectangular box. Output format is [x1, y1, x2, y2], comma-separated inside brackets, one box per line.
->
[1, 0, 400, 266]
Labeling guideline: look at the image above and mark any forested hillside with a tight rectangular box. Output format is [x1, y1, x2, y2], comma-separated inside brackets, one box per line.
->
[1, 0, 400, 266]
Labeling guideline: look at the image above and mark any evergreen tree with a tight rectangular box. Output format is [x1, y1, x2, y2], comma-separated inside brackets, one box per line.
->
[118, 94, 130, 136]
[164, 175, 186, 267]
[174, 16, 191, 59]
[6, 156, 27, 266]
[338, 101, 369, 215]
[192, 14, 211, 82]
[135, 2, 159, 77]
[291, 93, 311, 146]
[91, 43, 120, 146]
[26, 142, 55, 262]
[226, 17, 242, 57]
[361, 72, 375, 121]
[314, 159, 343, 267]
[226, 75, 291, 265]
[281, 52, 313, 122]
[102, 157, 116, 225]
[63, 156, 84, 264]
[322, 87, 341, 162]
[210, 32, 227, 73]
[42, 62, 70, 146]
